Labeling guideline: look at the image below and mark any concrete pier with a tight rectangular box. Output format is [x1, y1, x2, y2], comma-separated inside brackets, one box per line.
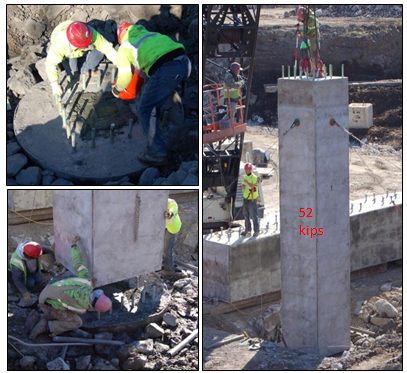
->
[278, 76, 350, 356]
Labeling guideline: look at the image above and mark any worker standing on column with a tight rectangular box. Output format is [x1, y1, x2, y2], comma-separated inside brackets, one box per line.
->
[113, 22, 191, 166]
[241, 163, 260, 237]
[29, 236, 112, 340]
[161, 198, 185, 281]
[45, 20, 117, 96]
[220, 62, 245, 129]
[10, 241, 54, 304]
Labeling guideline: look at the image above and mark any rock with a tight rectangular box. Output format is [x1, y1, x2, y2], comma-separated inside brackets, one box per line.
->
[46, 357, 70, 370]
[153, 177, 166, 185]
[332, 362, 343, 370]
[100, 10, 110, 20]
[8, 295, 19, 302]
[72, 10, 88, 23]
[75, 355, 91, 370]
[52, 178, 75, 185]
[183, 232, 198, 251]
[110, 358, 119, 368]
[161, 171, 178, 185]
[173, 278, 191, 289]
[23, 19, 46, 39]
[91, 359, 117, 370]
[179, 160, 198, 175]
[7, 142, 21, 157]
[117, 343, 137, 363]
[145, 323, 164, 338]
[69, 328, 93, 339]
[252, 148, 267, 165]
[155, 342, 170, 354]
[25, 309, 41, 333]
[7, 153, 28, 177]
[42, 175, 56, 185]
[375, 299, 398, 317]
[380, 283, 392, 292]
[181, 173, 199, 185]
[370, 316, 392, 327]
[396, 323, 402, 334]
[163, 313, 178, 327]
[144, 362, 157, 370]
[35, 58, 48, 81]
[7, 67, 36, 96]
[94, 332, 113, 357]
[17, 294, 38, 307]
[135, 339, 154, 355]
[138, 167, 160, 185]
[20, 356, 36, 370]
[123, 356, 147, 370]
[16, 166, 42, 185]
[262, 310, 281, 338]
[46, 5, 71, 21]
[353, 300, 363, 316]
[8, 283, 14, 295]
[7, 178, 18, 186]
[176, 169, 188, 184]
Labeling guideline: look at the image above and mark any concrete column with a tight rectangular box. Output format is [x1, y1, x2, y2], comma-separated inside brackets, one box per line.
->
[278, 77, 350, 356]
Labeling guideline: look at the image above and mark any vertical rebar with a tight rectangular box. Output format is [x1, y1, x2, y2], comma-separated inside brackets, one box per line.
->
[312, 68, 315, 81]
[131, 292, 135, 308]
[136, 276, 139, 289]
[110, 123, 115, 143]
[66, 123, 71, 139]
[142, 281, 146, 303]
[62, 107, 67, 128]
[128, 118, 134, 138]
[364, 194, 367, 203]
[341, 64, 344, 78]
[55, 94, 59, 104]
[329, 64, 333, 79]
[71, 132, 76, 152]
[97, 69, 101, 87]
[282, 65, 284, 78]
[220, 227, 223, 236]
[324, 65, 327, 80]
[120, 296, 124, 311]
[359, 203, 362, 212]
[294, 65, 297, 79]
[299, 66, 302, 79]
[82, 73, 86, 90]
[306, 68, 309, 79]
[288, 66, 290, 79]
[394, 189, 397, 199]
[350, 203, 353, 213]
[58, 96, 62, 114]
[386, 190, 389, 198]
[111, 66, 116, 84]
[91, 128, 96, 148]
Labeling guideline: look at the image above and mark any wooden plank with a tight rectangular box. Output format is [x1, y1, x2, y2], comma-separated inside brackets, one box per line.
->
[8, 208, 53, 225]
[203, 291, 281, 315]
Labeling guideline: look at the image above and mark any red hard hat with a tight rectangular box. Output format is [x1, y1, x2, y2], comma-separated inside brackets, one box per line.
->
[23, 242, 43, 258]
[244, 163, 253, 171]
[297, 7, 306, 21]
[94, 294, 112, 312]
[67, 21, 93, 49]
[117, 22, 134, 44]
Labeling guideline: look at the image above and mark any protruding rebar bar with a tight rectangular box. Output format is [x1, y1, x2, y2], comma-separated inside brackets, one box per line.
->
[312, 68, 315, 81]
[288, 65, 290, 79]
[128, 118, 134, 138]
[294, 64, 297, 79]
[131, 292, 135, 308]
[324, 65, 327, 80]
[306, 68, 309, 79]
[82, 73, 86, 90]
[350, 203, 353, 213]
[110, 123, 115, 144]
[97, 69, 101, 87]
[57, 96, 62, 114]
[386, 190, 389, 198]
[394, 188, 397, 199]
[282, 65, 284, 78]
[111, 67, 116, 84]
[299, 67, 302, 79]
[220, 226, 223, 236]
[142, 281, 146, 303]
[120, 296, 123, 311]
[66, 124, 71, 139]
[341, 64, 344, 78]
[359, 203, 362, 212]
[62, 107, 67, 128]
[364, 194, 367, 203]
[329, 64, 333, 79]
[71, 132, 76, 152]
[91, 128, 96, 148]
[136, 276, 139, 289]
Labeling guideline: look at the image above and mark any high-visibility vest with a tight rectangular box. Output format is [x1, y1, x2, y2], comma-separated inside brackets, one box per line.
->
[166, 198, 182, 234]
[116, 24, 185, 89]
[223, 72, 241, 100]
[242, 173, 259, 200]
[9, 252, 42, 284]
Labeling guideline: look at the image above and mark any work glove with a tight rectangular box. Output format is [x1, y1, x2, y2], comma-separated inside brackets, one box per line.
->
[164, 210, 173, 219]
[22, 292, 32, 304]
[50, 81, 63, 96]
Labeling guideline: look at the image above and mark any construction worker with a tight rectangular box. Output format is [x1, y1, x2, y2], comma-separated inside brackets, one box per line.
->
[29, 236, 111, 340]
[241, 163, 260, 237]
[220, 62, 244, 129]
[9, 241, 54, 304]
[113, 22, 191, 166]
[297, 6, 322, 76]
[162, 198, 185, 281]
[45, 20, 117, 96]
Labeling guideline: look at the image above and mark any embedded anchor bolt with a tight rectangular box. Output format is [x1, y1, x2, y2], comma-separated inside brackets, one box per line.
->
[359, 203, 362, 212]
[266, 222, 270, 230]
[381, 196, 384, 206]
[210, 229, 213, 236]
[350, 203, 353, 213]
[394, 189, 397, 199]
[220, 226, 223, 236]
[329, 118, 339, 127]
[386, 190, 389, 198]
[364, 194, 367, 203]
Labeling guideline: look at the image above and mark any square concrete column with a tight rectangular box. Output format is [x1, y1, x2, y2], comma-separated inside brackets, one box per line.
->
[53, 190, 168, 287]
[278, 77, 350, 356]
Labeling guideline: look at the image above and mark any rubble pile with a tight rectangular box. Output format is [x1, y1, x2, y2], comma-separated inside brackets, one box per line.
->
[6, 5, 198, 186]
[318, 5, 402, 18]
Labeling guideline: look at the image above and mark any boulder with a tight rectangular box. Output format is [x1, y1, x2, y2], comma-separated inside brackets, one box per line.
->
[17, 294, 38, 307]
[23, 19, 46, 40]
[42, 175, 56, 185]
[46, 357, 70, 370]
[25, 309, 41, 333]
[16, 166, 42, 185]
[252, 148, 267, 165]
[6, 142, 21, 157]
[35, 58, 48, 81]
[52, 178, 74, 185]
[72, 10, 88, 23]
[153, 177, 166, 185]
[7, 178, 18, 185]
[155, 342, 170, 354]
[138, 167, 160, 185]
[46, 5, 71, 21]
[375, 299, 399, 317]
[179, 160, 198, 175]
[370, 316, 392, 327]
[163, 313, 178, 327]
[176, 169, 188, 185]
[145, 323, 164, 338]
[75, 355, 91, 370]
[123, 356, 147, 370]
[134, 339, 154, 355]
[181, 173, 198, 185]
[7, 153, 28, 177]
[7, 67, 36, 97]
[20, 356, 37, 370]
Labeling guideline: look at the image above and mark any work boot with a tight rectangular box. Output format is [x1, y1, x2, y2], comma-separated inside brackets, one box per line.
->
[160, 269, 186, 282]
[29, 316, 49, 340]
[253, 231, 260, 237]
[240, 230, 250, 236]
[138, 152, 168, 166]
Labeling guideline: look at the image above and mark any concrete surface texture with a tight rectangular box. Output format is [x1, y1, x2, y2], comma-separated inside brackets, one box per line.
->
[278, 76, 350, 356]
[8, 190, 53, 211]
[53, 190, 168, 287]
[13, 69, 148, 183]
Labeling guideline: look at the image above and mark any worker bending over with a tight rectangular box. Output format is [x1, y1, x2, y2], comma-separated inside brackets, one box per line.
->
[10, 241, 54, 304]
[113, 22, 191, 166]
[46, 20, 117, 96]
[29, 236, 111, 340]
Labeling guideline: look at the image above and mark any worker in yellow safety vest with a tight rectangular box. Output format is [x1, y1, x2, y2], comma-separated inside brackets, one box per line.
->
[45, 20, 117, 96]
[9, 241, 54, 304]
[113, 22, 191, 166]
[241, 163, 260, 237]
[162, 199, 185, 281]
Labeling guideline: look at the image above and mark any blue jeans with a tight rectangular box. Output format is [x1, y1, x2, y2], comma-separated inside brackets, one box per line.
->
[220, 101, 238, 129]
[163, 229, 178, 272]
[26, 268, 42, 289]
[139, 56, 190, 157]
[62, 49, 104, 76]
[243, 199, 259, 233]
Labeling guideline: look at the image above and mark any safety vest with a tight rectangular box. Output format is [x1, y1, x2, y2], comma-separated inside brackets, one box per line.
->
[242, 173, 259, 200]
[223, 72, 241, 100]
[116, 24, 185, 89]
[9, 252, 42, 284]
[45, 245, 93, 313]
[45, 20, 117, 82]
[166, 198, 182, 234]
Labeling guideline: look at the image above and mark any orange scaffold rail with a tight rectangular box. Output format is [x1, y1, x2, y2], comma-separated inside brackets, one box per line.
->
[203, 83, 247, 144]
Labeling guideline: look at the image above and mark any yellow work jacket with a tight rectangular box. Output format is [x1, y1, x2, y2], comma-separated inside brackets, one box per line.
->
[166, 198, 182, 234]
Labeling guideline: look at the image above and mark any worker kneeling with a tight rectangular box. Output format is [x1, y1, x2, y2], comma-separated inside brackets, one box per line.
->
[29, 236, 111, 340]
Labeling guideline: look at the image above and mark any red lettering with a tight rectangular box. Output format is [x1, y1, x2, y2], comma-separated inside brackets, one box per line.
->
[300, 225, 306, 235]
[306, 208, 313, 217]
[318, 228, 324, 236]
[311, 228, 318, 238]
[299, 208, 305, 217]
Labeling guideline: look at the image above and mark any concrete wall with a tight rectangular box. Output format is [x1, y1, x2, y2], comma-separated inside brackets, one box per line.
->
[8, 190, 53, 211]
[53, 190, 168, 287]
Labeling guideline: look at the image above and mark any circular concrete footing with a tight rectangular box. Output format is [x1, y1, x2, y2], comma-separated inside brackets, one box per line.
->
[14, 68, 148, 184]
